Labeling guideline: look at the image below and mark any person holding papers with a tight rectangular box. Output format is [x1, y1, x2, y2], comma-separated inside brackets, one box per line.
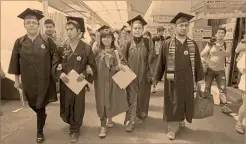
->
[55, 16, 96, 143]
[122, 15, 156, 132]
[94, 29, 128, 138]
[8, 8, 59, 143]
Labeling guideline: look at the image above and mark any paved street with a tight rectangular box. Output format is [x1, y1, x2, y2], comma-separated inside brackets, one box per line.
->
[0, 82, 245, 144]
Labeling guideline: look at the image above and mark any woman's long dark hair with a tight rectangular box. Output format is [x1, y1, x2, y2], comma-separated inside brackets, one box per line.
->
[100, 30, 116, 50]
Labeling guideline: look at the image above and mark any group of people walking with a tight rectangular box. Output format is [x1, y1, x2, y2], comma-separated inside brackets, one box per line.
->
[3, 6, 245, 144]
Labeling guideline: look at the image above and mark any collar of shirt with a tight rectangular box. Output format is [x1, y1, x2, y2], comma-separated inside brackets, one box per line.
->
[133, 36, 143, 44]
[176, 36, 186, 44]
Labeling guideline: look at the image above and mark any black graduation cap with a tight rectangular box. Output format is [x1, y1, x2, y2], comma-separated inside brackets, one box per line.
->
[17, 8, 44, 20]
[127, 15, 147, 26]
[66, 16, 85, 32]
[97, 25, 111, 32]
[170, 12, 194, 24]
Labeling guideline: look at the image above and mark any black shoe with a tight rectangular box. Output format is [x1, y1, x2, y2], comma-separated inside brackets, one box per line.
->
[126, 123, 134, 132]
[36, 132, 45, 143]
[70, 133, 79, 143]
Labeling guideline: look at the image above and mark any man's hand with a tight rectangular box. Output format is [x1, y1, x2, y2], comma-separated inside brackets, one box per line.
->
[86, 65, 93, 76]
[77, 73, 85, 82]
[14, 80, 21, 89]
[60, 73, 69, 83]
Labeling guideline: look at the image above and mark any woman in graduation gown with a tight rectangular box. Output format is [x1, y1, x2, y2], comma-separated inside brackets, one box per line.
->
[8, 8, 59, 143]
[94, 29, 129, 138]
[153, 12, 204, 140]
[122, 15, 156, 132]
[55, 16, 96, 143]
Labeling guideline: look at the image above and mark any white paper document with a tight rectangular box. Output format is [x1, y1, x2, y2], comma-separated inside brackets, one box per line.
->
[112, 65, 137, 89]
[62, 69, 88, 95]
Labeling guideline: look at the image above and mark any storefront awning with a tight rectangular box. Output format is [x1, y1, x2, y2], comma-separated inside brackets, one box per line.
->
[191, 0, 246, 19]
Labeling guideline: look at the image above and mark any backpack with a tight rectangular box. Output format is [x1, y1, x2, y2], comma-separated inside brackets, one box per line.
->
[224, 42, 227, 67]
[126, 37, 151, 59]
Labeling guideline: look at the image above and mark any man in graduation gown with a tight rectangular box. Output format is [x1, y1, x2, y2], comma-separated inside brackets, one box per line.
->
[8, 8, 59, 143]
[122, 15, 156, 132]
[55, 16, 96, 143]
[153, 12, 204, 140]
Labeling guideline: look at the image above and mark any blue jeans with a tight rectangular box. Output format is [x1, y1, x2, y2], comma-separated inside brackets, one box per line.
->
[205, 68, 227, 104]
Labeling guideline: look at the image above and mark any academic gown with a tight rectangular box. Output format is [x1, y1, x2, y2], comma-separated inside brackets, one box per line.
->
[8, 34, 59, 109]
[122, 36, 156, 121]
[94, 49, 129, 118]
[154, 38, 204, 123]
[56, 40, 96, 126]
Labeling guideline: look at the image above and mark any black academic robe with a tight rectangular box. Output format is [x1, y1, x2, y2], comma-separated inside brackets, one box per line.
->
[56, 40, 96, 125]
[8, 34, 59, 109]
[154, 38, 204, 123]
[122, 36, 156, 120]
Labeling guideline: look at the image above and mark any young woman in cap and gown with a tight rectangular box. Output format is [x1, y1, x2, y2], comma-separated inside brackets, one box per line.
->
[122, 15, 156, 132]
[93, 29, 129, 138]
[153, 12, 204, 140]
[8, 8, 59, 143]
[55, 16, 96, 143]
[92, 25, 111, 53]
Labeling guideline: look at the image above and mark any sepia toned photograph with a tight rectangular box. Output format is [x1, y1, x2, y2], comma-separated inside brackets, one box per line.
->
[0, 0, 245, 143]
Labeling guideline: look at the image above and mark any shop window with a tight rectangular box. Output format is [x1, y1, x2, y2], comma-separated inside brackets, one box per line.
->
[208, 19, 227, 36]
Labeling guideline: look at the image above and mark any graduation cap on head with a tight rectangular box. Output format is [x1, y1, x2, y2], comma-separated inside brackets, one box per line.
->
[127, 15, 147, 26]
[17, 8, 44, 20]
[97, 25, 111, 33]
[66, 16, 85, 32]
[170, 12, 194, 24]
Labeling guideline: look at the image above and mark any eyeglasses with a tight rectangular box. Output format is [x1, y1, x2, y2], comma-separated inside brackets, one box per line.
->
[25, 21, 39, 26]
[177, 24, 189, 28]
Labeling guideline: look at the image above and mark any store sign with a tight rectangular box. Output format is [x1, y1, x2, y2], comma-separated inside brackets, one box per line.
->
[204, 11, 246, 19]
[146, 24, 169, 30]
[205, 0, 246, 10]
[153, 15, 174, 23]
[191, 1, 205, 12]
[205, 0, 227, 5]
[193, 27, 212, 41]
[205, 0, 227, 8]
